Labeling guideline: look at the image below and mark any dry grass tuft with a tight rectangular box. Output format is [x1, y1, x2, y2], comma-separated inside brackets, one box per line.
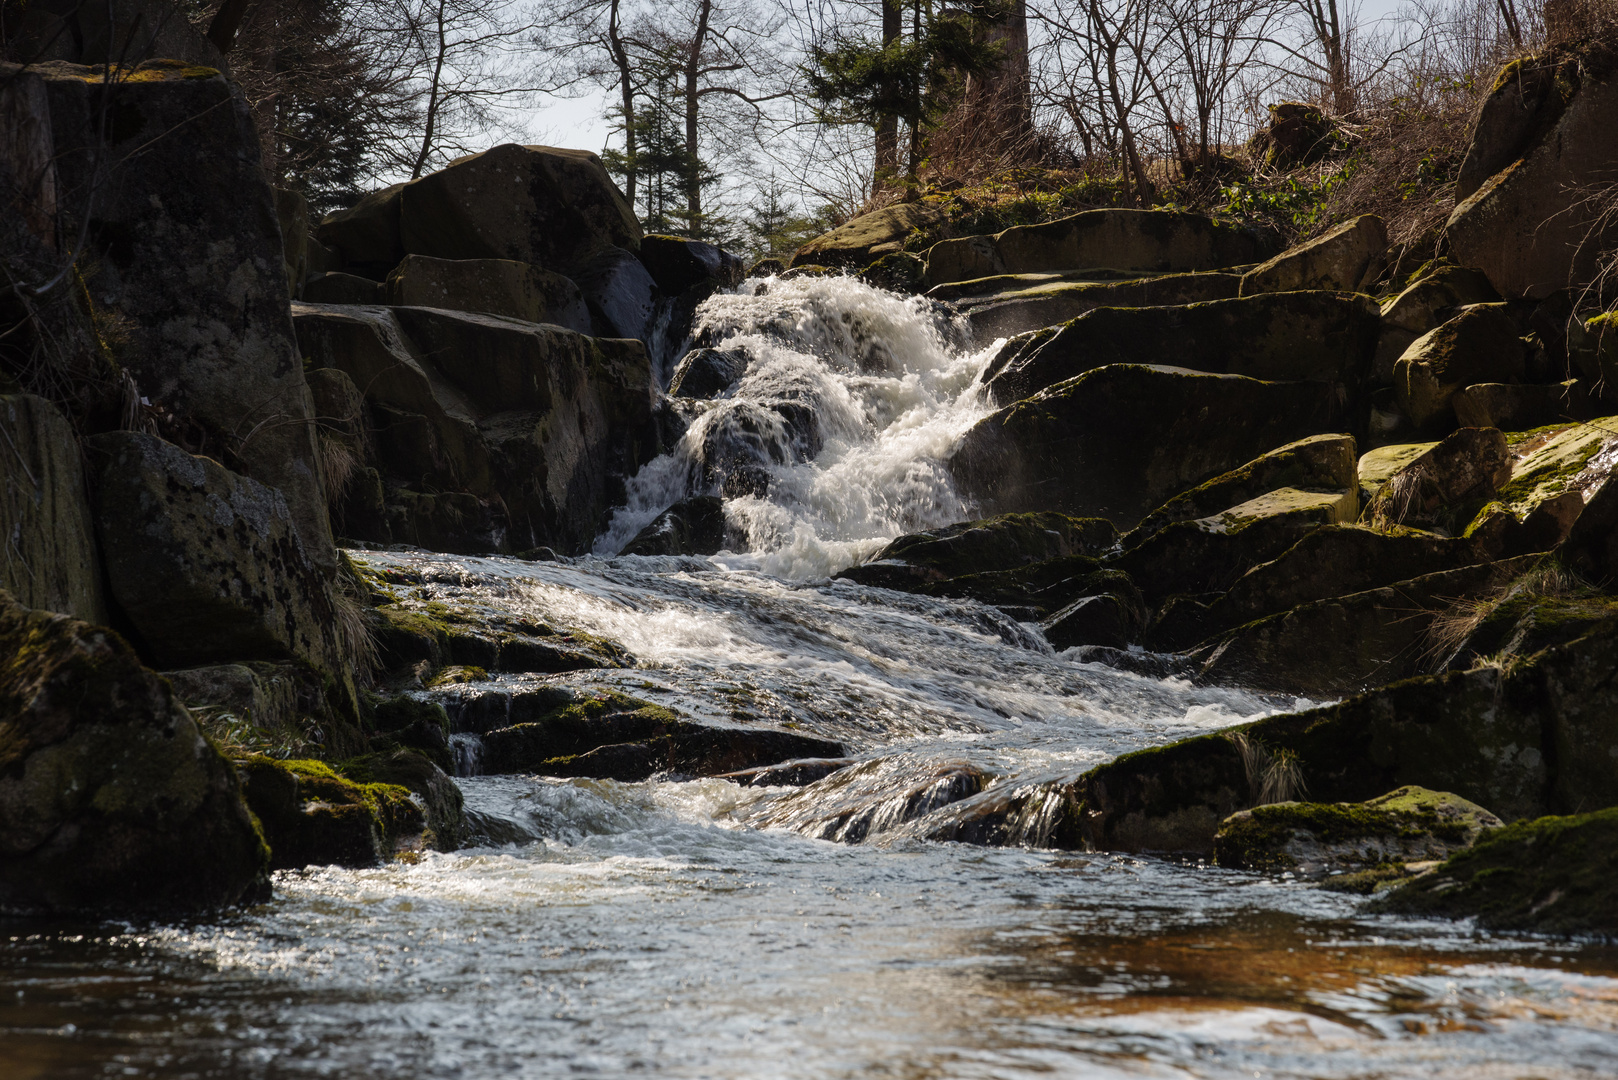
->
[1226, 731, 1309, 807]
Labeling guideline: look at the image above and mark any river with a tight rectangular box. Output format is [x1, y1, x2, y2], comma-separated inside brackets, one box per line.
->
[3, 276, 1616, 1078]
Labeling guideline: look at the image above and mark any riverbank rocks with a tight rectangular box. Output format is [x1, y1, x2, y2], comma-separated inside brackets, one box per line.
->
[1447, 66, 1618, 298]
[1074, 614, 1618, 853]
[336, 748, 465, 852]
[1213, 786, 1502, 877]
[1240, 214, 1387, 296]
[480, 690, 843, 781]
[164, 660, 367, 761]
[982, 292, 1378, 405]
[839, 512, 1117, 591]
[0, 592, 270, 915]
[293, 302, 661, 553]
[1393, 304, 1528, 429]
[1363, 426, 1511, 532]
[621, 495, 729, 557]
[670, 347, 751, 399]
[35, 59, 336, 573]
[790, 202, 946, 270]
[1374, 264, 1500, 381]
[235, 756, 424, 869]
[638, 234, 748, 294]
[923, 209, 1278, 289]
[952, 365, 1344, 528]
[85, 432, 353, 700]
[399, 144, 641, 274]
[0, 394, 105, 623]
[957, 272, 1242, 341]
[1372, 806, 1618, 936]
[384, 255, 592, 332]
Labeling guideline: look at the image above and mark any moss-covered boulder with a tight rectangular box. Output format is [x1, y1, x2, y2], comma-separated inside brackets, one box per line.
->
[1124, 434, 1357, 546]
[165, 659, 368, 760]
[982, 292, 1379, 405]
[1372, 807, 1618, 935]
[1394, 305, 1528, 429]
[859, 251, 928, 293]
[621, 495, 729, 557]
[1362, 426, 1511, 533]
[1446, 69, 1616, 299]
[1453, 380, 1595, 431]
[924, 208, 1277, 288]
[369, 695, 453, 771]
[1455, 56, 1580, 202]
[1075, 617, 1618, 853]
[1240, 214, 1387, 296]
[481, 691, 843, 781]
[0, 394, 105, 623]
[838, 512, 1116, 590]
[383, 255, 591, 332]
[338, 747, 465, 851]
[1374, 264, 1500, 382]
[236, 756, 424, 869]
[86, 432, 356, 716]
[1213, 787, 1501, 877]
[951, 365, 1345, 528]
[790, 202, 946, 270]
[0, 592, 269, 914]
[959, 271, 1242, 341]
[1041, 578, 1148, 649]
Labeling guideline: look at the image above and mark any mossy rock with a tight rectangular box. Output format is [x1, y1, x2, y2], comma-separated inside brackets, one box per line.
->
[1213, 786, 1501, 877]
[839, 512, 1116, 591]
[959, 271, 1242, 342]
[1240, 214, 1387, 296]
[369, 694, 453, 772]
[1394, 305, 1529, 431]
[1363, 426, 1511, 535]
[859, 251, 927, 294]
[1372, 806, 1618, 936]
[790, 203, 947, 270]
[235, 755, 425, 869]
[339, 747, 465, 851]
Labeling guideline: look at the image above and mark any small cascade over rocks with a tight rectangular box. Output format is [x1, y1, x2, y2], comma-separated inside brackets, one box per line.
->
[596, 274, 999, 578]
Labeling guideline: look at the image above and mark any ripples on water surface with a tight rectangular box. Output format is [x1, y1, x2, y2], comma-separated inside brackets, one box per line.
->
[4, 277, 1617, 1077]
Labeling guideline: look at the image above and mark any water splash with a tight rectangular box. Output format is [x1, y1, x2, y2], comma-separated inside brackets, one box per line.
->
[595, 274, 1002, 578]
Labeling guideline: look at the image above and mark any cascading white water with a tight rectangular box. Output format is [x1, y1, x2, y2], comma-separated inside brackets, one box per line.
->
[595, 275, 1000, 578]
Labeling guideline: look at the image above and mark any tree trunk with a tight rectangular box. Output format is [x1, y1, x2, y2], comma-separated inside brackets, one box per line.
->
[961, 0, 1033, 160]
[683, 0, 713, 234]
[410, 0, 449, 180]
[609, 0, 638, 208]
[873, 0, 902, 191]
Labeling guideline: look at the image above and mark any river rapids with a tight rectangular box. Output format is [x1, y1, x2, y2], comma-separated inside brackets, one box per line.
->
[4, 276, 1617, 1078]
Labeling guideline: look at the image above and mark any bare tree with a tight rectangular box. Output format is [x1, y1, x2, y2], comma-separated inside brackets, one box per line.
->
[1159, 0, 1284, 164]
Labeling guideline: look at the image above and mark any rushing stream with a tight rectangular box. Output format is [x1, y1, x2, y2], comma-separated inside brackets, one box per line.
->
[4, 277, 1618, 1077]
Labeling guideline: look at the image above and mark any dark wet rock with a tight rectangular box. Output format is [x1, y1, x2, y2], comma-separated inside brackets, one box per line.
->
[1447, 66, 1616, 299]
[1371, 806, 1618, 936]
[86, 432, 355, 711]
[951, 365, 1345, 529]
[1213, 786, 1501, 876]
[304, 272, 386, 304]
[1074, 617, 1618, 853]
[638, 234, 747, 294]
[791, 203, 946, 270]
[480, 691, 843, 781]
[1453, 380, 1596, 431]
[923, 208, 1278, 289]
[317, 183, 406, 278]
[0, 394, 105, 622]
[1394, 305, 1528, 429]
[339, 748, 465, 851]
[363, 595, 629, 679]
[1041, 584, 1148, 650]
[909, 774, 1085, 847]
[399, 143, 641, 276]
[235, 756, 424, 869]
[839, 512, 1117, 590]
[694, 398, 823, 492]
[384, 255, 592, 332]
[1067, 646, 1197, 680]
[1374, 264, 1501, 382]
[1240, 214, 1387, 296]
[670, 347, 751, 399]
[747, 757, 993, 842]
[37, 60, 335, 572]
[621, 495, 729, 557]
[575, 245, 659, 340]
[959, 271, 1243, 341]
[1123, 434, 1358, 547]
[0, 592, 269, 915]
[715, 758, 858, 787]
[370, 695, 454, 772]
[982, 291, 1379, 405]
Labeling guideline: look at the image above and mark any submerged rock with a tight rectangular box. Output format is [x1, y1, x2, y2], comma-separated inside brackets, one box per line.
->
[747, 757, 994, 842]
[1372, 806, 1618, 936]
[0, 592, 269, 914]
[669, 347, 751, 399]
[1213, 786, 1502, 876]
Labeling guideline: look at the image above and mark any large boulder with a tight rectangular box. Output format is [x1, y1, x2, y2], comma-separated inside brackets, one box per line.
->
[37, 60, 335, 574]
[1239, 214, 1388, 296]
[982, 292, 1379, 404]
[1455, 56, 1580, 202]
[316, 183, 406, 279]
[1446, 70, 1618, 298]
[1373, 264, 1500, 382]
[839, 511, 1117, 590]
[3, 0, 221, 66]
[384, 255, 591, 332]
[399, 144, 641, 275]
[0, 394, 105, 622]
[1362, 426, 1511, 532]
[1373, 806, 1618, 935]
[1393, 304, 1528, 429]
[958, 272, 1243, 341]
[235, 756, 424, 869]
[950, 365, 1345, 528]
[669, 347, 751, 399]
[86, 431, 356, 711]
[790, 202, 946, 269]
[638, 234, 747, 294]
[621, 495, 729, 557]
[924, 209, 1279, 289]
[573, 245, 659, 340]
[0, 592, 269, 914]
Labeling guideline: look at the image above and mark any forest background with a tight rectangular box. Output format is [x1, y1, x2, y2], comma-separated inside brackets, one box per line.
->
[93, 0, 1600, 266]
